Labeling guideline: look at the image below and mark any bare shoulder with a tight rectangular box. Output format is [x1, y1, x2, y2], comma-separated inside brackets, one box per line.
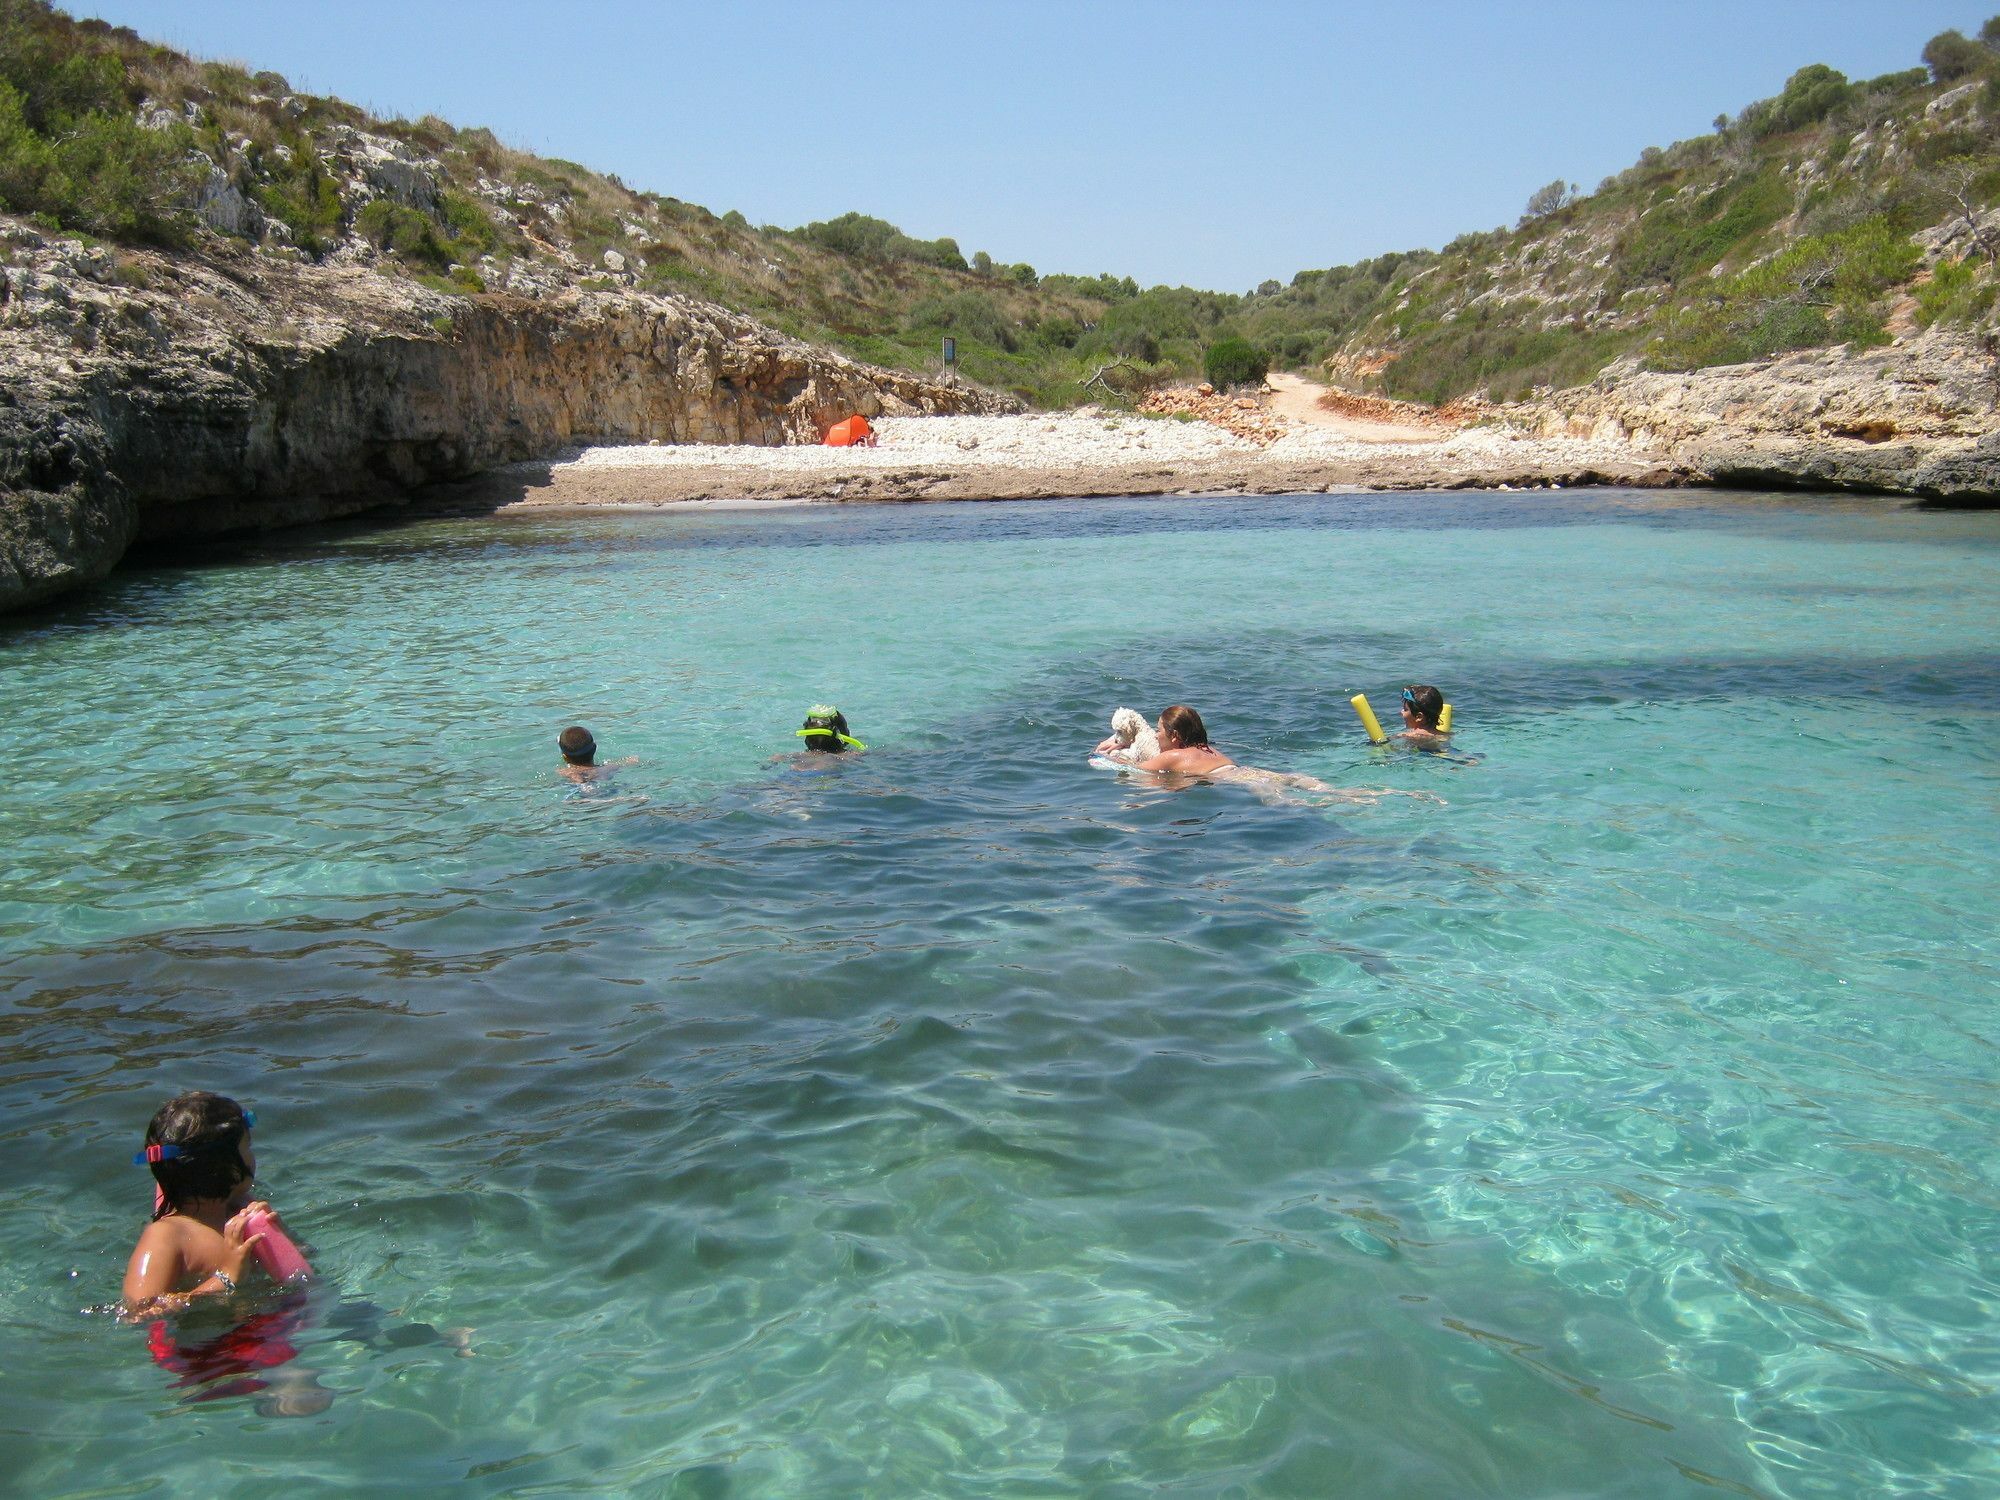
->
[122, 1216, 189, 1301]
[131, 1216, 183, 1256]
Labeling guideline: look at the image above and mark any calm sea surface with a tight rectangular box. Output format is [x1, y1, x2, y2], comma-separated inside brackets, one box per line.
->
[1, 489, 1996, 1497]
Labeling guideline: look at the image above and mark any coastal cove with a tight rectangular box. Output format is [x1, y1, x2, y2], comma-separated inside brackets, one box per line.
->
[2, 489, 1995, 1497]
[6, 4, 2000, 1494]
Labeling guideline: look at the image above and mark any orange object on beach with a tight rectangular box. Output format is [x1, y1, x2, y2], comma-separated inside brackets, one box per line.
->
[823, 415, 875, 447]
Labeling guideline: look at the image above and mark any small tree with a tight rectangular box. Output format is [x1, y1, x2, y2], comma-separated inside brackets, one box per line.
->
[1519, 178, 1576, 226]
[1772, 64, 1852, 132]
[1982, 16, 2000, 50]
[1923, 29, 1985, 83]
[1204, 337, 1267, 389]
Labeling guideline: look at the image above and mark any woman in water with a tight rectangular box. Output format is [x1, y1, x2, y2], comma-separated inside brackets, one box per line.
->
[1136, 705, 1236, 775]
[1134, 704, 1433, 807]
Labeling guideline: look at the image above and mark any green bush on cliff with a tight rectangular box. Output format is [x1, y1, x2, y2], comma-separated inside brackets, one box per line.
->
[1645, 216, 1919, 370]
[355, 193, 496, 277]
[439, 190, 499, 257]
[0, 4, 200, 242]
[1923, 29, 1988, 84]
[357, 200, 450, 268]
[1916, 256, 1998, 326]
[252, 152, 343, 254]
[796, 212, 968, 271]
[1611, 168, 1792, 292]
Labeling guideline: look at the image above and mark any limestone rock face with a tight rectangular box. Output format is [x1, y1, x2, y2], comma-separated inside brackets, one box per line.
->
[194, 167, 267, 241]
[0, 225, 1012, 612]
[329, 127, 443, 215]
[1514, 331, 2000, 504]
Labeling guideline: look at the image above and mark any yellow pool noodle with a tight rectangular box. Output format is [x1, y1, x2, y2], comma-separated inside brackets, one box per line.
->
[1351, 693, 1388, 745]
[1438, 703, 1453, 734]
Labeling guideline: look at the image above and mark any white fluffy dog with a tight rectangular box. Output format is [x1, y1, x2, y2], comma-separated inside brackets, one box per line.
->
[1101, 706, 1160, 763]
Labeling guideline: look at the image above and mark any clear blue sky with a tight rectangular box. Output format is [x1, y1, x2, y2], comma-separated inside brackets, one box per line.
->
[73, 0, 1999, 292]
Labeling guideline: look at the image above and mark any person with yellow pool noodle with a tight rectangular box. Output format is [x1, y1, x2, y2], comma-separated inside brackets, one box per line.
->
[1351, 684, 1452, 746]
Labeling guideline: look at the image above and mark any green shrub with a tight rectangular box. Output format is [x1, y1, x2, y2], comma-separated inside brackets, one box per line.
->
[1612, 168, 1791, 291]
[1830, 304, 1890, 349]
[416, 267, 483, 297]
[252, 154, 343, 254]
[903, 290, 1017, 351]
[796, 211, 967, 270]
[1204, 336, 1267, 388]
[1645, 217, 1920, 370]
[1040, 271, 1139, 301]
[357, 199, 450, 268]
[0, 78, 200, 242]
[1031, 315, 1081, 348]
[1769, 64, 1852, 134]
[1923, 29, 1986, 84]
[0, 6, 124, 129]
[357, 194, 496, 275]
[0, 7, 203, 243]
[1378, 320, 1631, 404]
[1916, 256, 1998, 326]
[439, 189, 497, 257]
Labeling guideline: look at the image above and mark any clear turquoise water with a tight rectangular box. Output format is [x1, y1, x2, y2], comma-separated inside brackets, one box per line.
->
[1, 489, 1996, 1498]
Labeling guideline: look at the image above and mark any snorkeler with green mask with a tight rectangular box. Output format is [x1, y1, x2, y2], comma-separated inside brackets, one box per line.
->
[795, 705, 866, 754]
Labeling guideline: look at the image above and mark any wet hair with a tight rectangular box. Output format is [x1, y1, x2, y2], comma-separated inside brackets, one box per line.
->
[1158, 704, 1210, 750]
[801, 707, 851, 754]
[1403, 685, 1444, 731]
[559, 726, 597, 764]
[144, 1091, 253, 1217]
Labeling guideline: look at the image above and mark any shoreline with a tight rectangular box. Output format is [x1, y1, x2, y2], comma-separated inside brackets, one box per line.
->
[419, 413, 1681, 516]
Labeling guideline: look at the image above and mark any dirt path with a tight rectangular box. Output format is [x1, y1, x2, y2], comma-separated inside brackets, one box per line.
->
[1263, 372, 1437, 443]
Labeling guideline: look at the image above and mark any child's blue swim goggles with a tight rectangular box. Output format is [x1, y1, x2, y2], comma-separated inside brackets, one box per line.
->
[134, 1110, 254, 1165]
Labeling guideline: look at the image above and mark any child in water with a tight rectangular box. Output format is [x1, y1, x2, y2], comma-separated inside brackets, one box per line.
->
[558, 725, 638, 785]
[1396, 685, 1450, 748]
[122, 1091, 282, 1318]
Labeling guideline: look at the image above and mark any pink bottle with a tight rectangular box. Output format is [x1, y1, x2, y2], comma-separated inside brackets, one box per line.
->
[243, 1207, 312, 1284]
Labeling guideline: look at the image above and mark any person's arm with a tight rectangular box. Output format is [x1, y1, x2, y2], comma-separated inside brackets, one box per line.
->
[120, 1208, 266, 1317]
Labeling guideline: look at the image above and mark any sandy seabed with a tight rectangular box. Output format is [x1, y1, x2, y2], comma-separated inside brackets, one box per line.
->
[434, 411, 1669, 514]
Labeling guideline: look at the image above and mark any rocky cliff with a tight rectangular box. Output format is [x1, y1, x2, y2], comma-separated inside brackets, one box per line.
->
[0, 221, 1008, 612]
[1513, 327, 2000, 503]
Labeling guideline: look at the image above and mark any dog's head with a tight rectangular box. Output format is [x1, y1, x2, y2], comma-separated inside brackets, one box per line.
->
[1110, 707, 1147, 746]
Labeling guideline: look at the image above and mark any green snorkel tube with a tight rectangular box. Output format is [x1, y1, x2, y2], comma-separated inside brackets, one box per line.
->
[795, 704, 866, 752]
